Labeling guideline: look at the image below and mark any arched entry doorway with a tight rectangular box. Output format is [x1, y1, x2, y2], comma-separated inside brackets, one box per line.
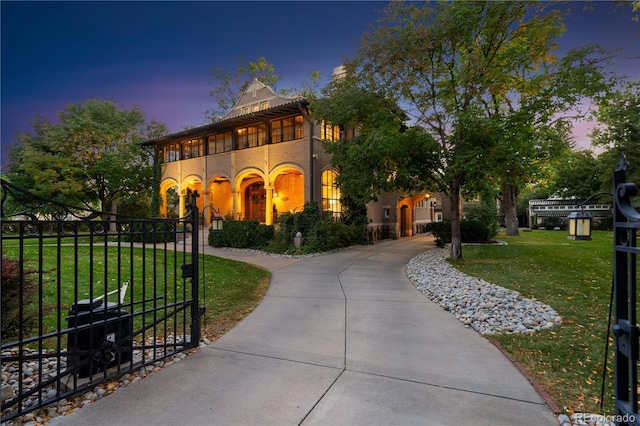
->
[160, 181, 180, 219]
[400, 205, 411, 237]
[244, 181, 266, 222]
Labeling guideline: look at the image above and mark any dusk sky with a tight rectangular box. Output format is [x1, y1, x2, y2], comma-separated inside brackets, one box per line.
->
[1, 1, 639, 168]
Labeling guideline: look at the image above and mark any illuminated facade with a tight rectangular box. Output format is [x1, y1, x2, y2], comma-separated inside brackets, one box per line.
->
[143, 79, 442, 238]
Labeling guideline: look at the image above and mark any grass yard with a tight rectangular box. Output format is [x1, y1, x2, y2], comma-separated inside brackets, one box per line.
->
[450, 230, 620, 415]
[2, 239, 270, 347]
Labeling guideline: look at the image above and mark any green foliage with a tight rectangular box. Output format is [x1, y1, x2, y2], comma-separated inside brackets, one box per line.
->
[265, 201, 366, 254]
[205, 57, 281, 121]
[424, 219, 497, 247]
[3, 98, 167, 216]
[315, 1, 614, 255]
[305, 221, 367, 252]
[591, 81, 640, 191]
[205, 57, 322, 122]
[276, 201, 323, 243]
[540, 216, 566, 230]
[549, 149, 602, 199]
[465, 202, 501, 241]
[208, 220, 274, 250]
[1, 255, 37, 342]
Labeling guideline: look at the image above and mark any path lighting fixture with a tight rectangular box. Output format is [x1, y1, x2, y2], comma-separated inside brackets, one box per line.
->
[210, 215, 224, 233]
[567, 211, 592, 240]
[566, 192, 612, 241]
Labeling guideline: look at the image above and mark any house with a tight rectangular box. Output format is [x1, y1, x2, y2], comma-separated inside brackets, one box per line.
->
[142, 78, 444, 239]
[528, 198, 612, 228]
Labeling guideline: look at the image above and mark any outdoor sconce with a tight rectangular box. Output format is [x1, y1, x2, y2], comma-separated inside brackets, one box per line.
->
[567, 211, 592, 240]
[210, 215, 224, 233]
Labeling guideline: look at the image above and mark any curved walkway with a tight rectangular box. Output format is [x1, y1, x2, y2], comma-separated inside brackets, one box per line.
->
[56, 235, 557, 425]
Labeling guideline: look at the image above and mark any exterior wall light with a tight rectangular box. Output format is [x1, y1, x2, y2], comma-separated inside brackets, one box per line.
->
[567, 210, 592, 240]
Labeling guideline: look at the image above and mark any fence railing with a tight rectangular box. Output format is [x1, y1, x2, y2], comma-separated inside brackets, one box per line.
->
[612, 156, 640, 425]
[1, 180, 202, 423]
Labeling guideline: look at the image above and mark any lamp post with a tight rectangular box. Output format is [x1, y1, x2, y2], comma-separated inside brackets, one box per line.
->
[567, 211, 593, 240]
[210, 213, 224, 233]
[567, 192, 612, 241]
[204, 204, 223, 233]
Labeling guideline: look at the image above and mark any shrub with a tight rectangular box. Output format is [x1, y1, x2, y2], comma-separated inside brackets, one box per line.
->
[424, 219, 496, 247]
[208, 220, 274, 249]
[306, 221, 367, 252]
[541, 216, 565, 230]
[266, 202, 366, 254]
[464, 203, 500, 241]
[2, 255, 37, 342]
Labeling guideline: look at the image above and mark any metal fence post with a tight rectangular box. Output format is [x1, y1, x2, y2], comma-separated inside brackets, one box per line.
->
[612, 155, 640, 425]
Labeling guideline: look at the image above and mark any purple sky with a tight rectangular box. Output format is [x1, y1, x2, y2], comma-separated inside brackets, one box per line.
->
[1, 1, 638, 168]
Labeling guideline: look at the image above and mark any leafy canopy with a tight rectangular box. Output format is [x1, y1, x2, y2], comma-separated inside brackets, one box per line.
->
[4, 98, 167, 215]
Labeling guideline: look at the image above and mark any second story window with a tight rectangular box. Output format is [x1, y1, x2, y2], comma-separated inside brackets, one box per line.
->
[163, 143, 180, 163]
[181, 138, 203, 159]
[237, 124, 266, 149]
[320, 120, 342, 142]
[208, 131, 233, 154]
[271, 115, 304, 143]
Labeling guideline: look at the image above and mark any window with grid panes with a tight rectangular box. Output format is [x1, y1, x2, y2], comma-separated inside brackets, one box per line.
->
[237, 125, 265, 149]
[208, 131, 233, 154]
[163, 143, 180, 163]
[320, 120, 342, 141]
[321, 169, 342, 219]
[182, 139, 203, 159]
[270, 115, 303, 143]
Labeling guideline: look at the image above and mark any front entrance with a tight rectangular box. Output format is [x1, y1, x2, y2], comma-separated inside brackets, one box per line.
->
[245, 182, 266, 222]
[400, 205, 409, 237]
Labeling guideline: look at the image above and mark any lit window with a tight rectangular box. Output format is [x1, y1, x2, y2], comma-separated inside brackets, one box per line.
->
[237, 124, 266, 149]
[320, 120, 342, 141]
[260, 101, 268, 110]
[181, 139, 203, 159]
[207, 131, 233, 154]
[163, 143, 181, 163]
[242, 106, 249, 114]
[270, 115, 304, 143]
[252, 103, 259, 112]
[322, 169, 342, 220]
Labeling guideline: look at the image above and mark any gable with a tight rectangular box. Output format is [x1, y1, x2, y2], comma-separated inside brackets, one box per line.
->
[222, 78, 302, 120]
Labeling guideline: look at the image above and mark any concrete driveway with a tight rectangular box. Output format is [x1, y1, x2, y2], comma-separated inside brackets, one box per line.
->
[56, 235, 557, 425]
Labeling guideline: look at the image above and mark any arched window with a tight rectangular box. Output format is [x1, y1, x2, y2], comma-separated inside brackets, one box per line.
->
[322, 169, 342, 220]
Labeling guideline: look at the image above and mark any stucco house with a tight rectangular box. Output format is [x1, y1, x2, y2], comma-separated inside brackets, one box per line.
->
[142, 78, 444, 239]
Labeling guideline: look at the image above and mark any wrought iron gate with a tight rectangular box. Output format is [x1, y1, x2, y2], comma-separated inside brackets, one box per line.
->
[613, 155, 640, 425]
[1, 179, 203, 422]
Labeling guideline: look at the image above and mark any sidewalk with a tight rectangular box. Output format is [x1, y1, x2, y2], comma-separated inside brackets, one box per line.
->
[55, 235, 557, 425]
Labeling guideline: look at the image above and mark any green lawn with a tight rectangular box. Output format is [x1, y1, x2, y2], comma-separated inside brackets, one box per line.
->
[2, 239, 270, 347]
[450, 230, 620, 415]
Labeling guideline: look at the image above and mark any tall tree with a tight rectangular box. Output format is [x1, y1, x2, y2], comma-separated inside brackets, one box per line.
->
[4, 98, 167, 216]
[316, 1, 612, 257]
[591, 81, 640, 190]
[205, 56, 322, 122]
[205, 57, 282, 122]
[549, 149, 602, 199]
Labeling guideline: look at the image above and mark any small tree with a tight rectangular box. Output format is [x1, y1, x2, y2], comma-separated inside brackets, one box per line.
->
[1, 255, 37, 342]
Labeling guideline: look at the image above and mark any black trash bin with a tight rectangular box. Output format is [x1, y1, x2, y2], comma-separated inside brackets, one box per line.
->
[67, 299, 133, 378]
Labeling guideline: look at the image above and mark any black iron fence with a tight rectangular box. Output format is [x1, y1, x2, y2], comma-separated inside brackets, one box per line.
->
[612, 156, 640, 425]
[1, 180, 202, 422]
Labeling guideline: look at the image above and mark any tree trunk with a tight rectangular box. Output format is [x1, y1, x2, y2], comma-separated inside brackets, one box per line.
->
[109, 200, 118, 233]
[501, 183, 520, 236]
[449, 177, 463, 260]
